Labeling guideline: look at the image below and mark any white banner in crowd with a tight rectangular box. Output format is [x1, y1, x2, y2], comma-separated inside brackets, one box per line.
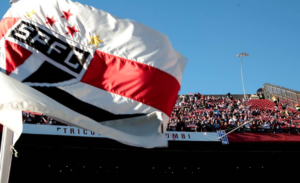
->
[23, 124, 220, 142]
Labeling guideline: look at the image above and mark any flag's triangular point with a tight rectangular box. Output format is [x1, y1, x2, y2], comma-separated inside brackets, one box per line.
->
[5, 40, 32, 75]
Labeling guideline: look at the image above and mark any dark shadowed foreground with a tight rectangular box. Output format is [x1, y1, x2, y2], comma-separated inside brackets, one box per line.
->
[5, 133, 300, 182]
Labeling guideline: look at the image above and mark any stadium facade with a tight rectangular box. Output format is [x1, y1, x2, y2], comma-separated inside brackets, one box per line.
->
[263, 83, 300, 108]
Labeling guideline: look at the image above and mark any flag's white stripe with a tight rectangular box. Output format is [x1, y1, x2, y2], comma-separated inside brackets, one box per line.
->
[4, 0, 185, 85]
[0, 38, 7, 72]
[58, 82, 158, 115]
[0, 72, 168, 148]
[8, 54, 44, 82]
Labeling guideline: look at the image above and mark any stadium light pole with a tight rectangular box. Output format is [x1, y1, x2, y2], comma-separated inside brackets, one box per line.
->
[237, 52, 249, 99]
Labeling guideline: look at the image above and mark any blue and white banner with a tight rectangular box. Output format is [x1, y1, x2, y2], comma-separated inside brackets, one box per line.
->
[217, 130, 229, 145]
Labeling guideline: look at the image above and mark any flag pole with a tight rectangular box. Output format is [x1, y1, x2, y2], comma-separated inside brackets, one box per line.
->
[218, 119, 253, 140]
[0, 126, 14, 183]
[0, 1, 20, 181]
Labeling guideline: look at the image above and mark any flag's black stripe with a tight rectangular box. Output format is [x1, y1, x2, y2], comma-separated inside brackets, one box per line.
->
[32, 86, 146, 122]
[23, 62, 76, 84]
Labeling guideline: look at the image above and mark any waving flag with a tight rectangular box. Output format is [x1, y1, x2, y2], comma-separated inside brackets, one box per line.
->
[0, 0, 187, 148]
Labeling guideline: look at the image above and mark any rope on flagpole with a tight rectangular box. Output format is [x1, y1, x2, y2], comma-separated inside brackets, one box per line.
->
[10, 146, 18, 158]
[218, 119, 253, 140]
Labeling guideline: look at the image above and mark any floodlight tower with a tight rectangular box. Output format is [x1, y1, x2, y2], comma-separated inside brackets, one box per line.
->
[237, 52, 249, 99]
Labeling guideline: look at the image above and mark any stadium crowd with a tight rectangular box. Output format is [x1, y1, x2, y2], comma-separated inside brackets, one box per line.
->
[21, 92, 300, 134]
[22, 112, 67, 126]
[168, 93, 300, 133]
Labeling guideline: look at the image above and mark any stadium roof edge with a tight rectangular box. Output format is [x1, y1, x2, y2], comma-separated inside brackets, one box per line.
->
[264, 83, 300, 94]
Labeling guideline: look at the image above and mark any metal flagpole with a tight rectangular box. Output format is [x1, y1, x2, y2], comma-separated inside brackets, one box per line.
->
[218, 119, 253, 140]
[237, 52, 249, 99]
[240, 55, 246, 99]
[0, 2, 20, 182]
[0, 126, 14, 183]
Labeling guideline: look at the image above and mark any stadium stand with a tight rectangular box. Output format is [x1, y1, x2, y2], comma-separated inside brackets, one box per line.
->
[21, 92, 300, 135]
[168, 93, 300, 134]
[6, 84, 300, 182]
[248, 99, 275, 109]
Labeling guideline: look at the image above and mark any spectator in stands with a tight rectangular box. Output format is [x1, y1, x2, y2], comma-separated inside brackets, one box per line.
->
[272, 96, 278, 106]
[238, 116, 244, 123]
[176, 119, 184, 131]
[201, 118, 207, 132]
[170, 92, 300, 134]
[213, 121, 220, 131]
[196, 119, 201, 132]
[206, 102, 212, 109]
[183, 119, 190, 131]
[220, 102, 226, 109]
[263, 121, 270, 132]
[236, 121, 244, 132]
[287, 121, 295, 133]
[192, 103, 196, 110]
[227, 103, 234, 113]
[49, 118, 57, 125]
[169, 119, 177, 131]
[295, 104, 300, 112]
[244, 120, 251, 132]
[257, 116, 264, 124]
[24, 114, 37, 124]
[285, 110, 291, 117]
[228, 117, 235, 128]
[189, 95, 193, 102]
[258, 93, 265, 99]
[281, 103, 288, 110]
[23, 114, 30, 123]
[197, 92, 201, 99]
[252, 108, 260, 116]
[221, 114, 228, 122]
[213, 107, 220, 118]
[279, 111, 285, 118]
[232, 115, 238, 123]
[190, 120, 197, 132]
[201, 101, 206, 109]
[257, 121, 263, 132]
[274, 120, 282, 133]
[206, 121, 213, 132]
[22, 113, 27, 123]
[226, 93, 231, 99]
[251, 121, 258, 132]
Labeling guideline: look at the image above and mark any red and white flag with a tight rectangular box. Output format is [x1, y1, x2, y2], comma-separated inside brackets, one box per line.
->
[0, 0, 187, 147]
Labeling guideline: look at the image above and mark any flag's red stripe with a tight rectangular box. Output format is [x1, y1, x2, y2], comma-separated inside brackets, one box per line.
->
[0, 17, 20, 40]
[0, 17, 32, 75]
[81, 50, 180, 116]
[5, 40, 32, 75]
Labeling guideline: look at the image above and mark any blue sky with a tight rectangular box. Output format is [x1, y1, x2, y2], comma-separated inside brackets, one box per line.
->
[1, 0, 299, 95]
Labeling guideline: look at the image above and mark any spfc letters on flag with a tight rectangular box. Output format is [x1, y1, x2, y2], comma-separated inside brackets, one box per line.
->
[6, 19, 93, 86]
